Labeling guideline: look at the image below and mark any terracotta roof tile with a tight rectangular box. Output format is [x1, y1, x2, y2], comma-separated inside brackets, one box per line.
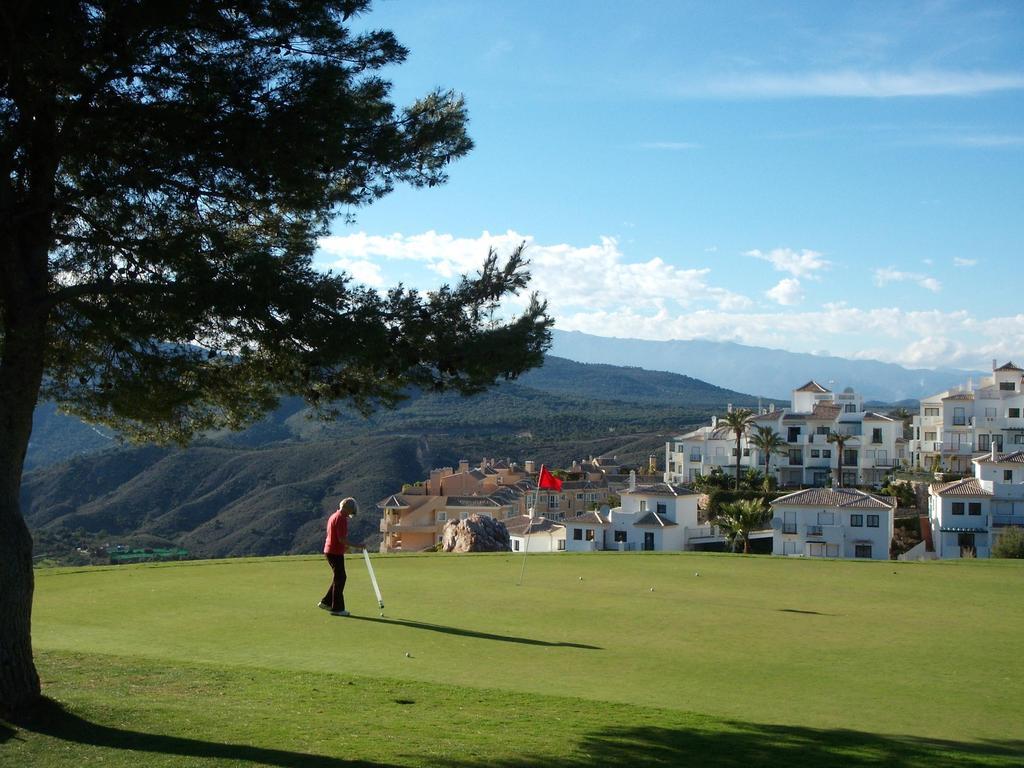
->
[771, 488, 894, 509]
[795, 380, 831, 393]
[930, 478, 993, 496]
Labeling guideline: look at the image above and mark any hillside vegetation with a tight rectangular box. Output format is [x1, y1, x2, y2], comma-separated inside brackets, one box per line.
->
[24, 357, 760, 560]
[6, 554, 1023, 766]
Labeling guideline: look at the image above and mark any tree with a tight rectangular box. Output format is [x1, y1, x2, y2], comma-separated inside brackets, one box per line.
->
[888, 407, 914, 441]
[0, 1, 550, 716]
[992, 527, 1024, 559]
[827, 431, 853, 487]
[748, 425, 786, 489]
[720, 408, 756, 489]
[714, 498, 770, 554]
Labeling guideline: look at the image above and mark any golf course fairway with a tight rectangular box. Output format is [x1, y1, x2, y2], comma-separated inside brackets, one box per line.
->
[3, 551, 1023, 767]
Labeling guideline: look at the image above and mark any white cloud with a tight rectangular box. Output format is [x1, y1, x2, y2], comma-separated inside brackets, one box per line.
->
[873, 266, 942, 293]
[316, 230, 752, 314]
[691, 70, 1024, 99]
[746, 248, 830, 279]
[325, 257, 385, 287]
[765, 278, 803, 306]
[953, 257, 978, 267]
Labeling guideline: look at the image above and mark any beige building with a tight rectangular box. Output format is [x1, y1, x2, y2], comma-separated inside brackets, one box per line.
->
[378, 458, 615, 552]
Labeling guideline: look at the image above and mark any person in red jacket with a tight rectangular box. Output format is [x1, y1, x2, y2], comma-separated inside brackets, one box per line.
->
[319, 497, 357, 616]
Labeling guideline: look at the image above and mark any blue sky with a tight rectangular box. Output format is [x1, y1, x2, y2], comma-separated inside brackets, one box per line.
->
[314, 0, 1024, 371]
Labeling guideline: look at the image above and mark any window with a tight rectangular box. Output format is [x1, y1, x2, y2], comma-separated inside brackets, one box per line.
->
[845, 404, 857, 413]
[548, 496, 559, 509]
[968, 503, 982, 516]
[614, 530, 627, 543]
[994, 435, 1004, 451]
[1000, 382, 1016, 391]
[844, 449, 858, 466]
[986, 407, 997, 418]
[810, 449, 820, 458]
[437, 511, 447, 522]
[924, 431, 937, 441]
[743, 448, 750, 456]
[953, 407, 966, 426]
[924, 407, 939, 417]
[850, 514, 863, 527]
[867, 514, 879, 528]
[1005, 470, 1014, 482]
[585, 529, 595, 542]
[513, 540, 520, 551]
[855, 544, 873, 558]
[788, 427, 800, 442]
[978, 434, 991, 451]
[818, 511, 835, 525]
[817, 426, 830, 435]
[639, 500, 648, 512]
[822, 449, 832, 458]
[689, 453, 701, 462]
[872, 428, 883, 444]
[789, 449, 803, 465]
[460, 511, 469, 521]
[557, 540, 566, 551]
[573, 528, 583, 541]
[1010, 408, 1021, 418]
[657, 503, 667, 515]
[952, 502, 964, 515]
[576, 493, 584, 500]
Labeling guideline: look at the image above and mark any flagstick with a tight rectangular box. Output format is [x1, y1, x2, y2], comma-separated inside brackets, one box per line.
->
[516, 513, 534, 586]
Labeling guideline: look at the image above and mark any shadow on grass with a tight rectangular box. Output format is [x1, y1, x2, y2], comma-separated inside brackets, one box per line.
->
[7, 701, 1023, 768]
[7, 698, 391, 767]
[778, 608, 834, 616]
[349, 615, 602, 649]
[439, 723, 1024, 768]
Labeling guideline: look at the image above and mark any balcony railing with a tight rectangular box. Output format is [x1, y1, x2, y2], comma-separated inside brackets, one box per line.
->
[782, 523, 797, 534]
[806, 525, 824, 537]
[993, 514, 1024, 527]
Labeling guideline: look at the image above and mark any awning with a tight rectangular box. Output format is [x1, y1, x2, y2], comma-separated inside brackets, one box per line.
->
[939, 527, 988, 533]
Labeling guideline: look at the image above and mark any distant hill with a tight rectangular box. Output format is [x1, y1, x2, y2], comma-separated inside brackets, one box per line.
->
[550, 329, 983, 402]
[24, 356, 762, 561]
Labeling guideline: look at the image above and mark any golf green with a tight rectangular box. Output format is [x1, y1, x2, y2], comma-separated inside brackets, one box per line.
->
[6, 552, 1023, 766]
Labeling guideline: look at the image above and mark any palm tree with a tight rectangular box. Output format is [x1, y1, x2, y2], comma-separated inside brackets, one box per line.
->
[749, 425, 787, 487]
[888, 407, 913, 440]
[720, 408, 756, 489]
[827, 431, 853, 487]
[715, 498, 771, 554]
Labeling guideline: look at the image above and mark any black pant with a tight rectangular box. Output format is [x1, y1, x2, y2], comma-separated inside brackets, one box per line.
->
[322, 554, 346, 611]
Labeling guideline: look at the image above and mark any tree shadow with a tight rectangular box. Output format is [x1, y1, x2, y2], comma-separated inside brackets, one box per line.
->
[348, 615, 602, 649]
[438, 723, 1024, 768]
[6, 697, 392, 767]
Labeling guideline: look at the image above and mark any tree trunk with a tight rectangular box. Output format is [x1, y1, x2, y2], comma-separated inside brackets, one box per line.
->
[0, 216, 51, 719]
[0, 323, 46, 716]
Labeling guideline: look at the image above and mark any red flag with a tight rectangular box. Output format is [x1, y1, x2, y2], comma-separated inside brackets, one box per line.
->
[537, 464, 562, 491]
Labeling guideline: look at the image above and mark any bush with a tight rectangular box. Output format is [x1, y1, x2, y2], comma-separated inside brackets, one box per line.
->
[992, 527, 1024, 559]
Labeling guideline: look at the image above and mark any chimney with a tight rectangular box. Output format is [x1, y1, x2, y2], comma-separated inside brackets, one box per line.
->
[993, 359, 998, 372]
[524, 460, 535, 474]
[458, 459, 469, 473]
[712, 415, 718, 428]
[629, 470, 636, 492]
[649, 454, 657, 473]
[992, 442, 997, 462]
[727, 403, 733, 413]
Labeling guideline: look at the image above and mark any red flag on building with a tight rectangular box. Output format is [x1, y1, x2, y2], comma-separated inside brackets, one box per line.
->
[537, 464, 563, 491]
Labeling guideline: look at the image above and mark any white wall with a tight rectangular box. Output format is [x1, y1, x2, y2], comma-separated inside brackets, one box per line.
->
[772, 503, 892, 560]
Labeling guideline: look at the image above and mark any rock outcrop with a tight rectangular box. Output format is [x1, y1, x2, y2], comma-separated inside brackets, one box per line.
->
[441, 514, 511, 552]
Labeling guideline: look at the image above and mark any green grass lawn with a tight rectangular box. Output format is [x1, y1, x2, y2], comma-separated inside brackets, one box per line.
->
[3, 552, 1023, 766]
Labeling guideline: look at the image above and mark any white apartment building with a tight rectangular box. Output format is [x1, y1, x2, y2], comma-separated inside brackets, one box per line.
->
[562, 482, 699, 552]
[910, 361, 1024, 474]
[924, 449, 1024, 559]
[664, 381, 906, 488]
[771, 487, 896, 560]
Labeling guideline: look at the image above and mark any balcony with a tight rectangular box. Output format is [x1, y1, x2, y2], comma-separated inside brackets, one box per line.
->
[993, 514, 1024, 527]
[806, 525, 824, 537]
[782, 523, 797, 534]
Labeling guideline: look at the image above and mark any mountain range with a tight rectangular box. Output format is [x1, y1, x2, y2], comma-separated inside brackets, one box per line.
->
[549, 329, 983, 402]
[24, 356, 770, 561]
